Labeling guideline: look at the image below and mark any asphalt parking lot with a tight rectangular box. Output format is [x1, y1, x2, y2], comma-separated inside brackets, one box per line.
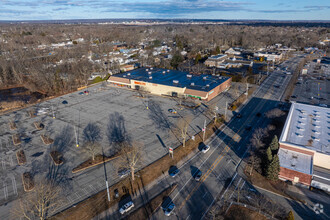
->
[0, 81, 248, 218]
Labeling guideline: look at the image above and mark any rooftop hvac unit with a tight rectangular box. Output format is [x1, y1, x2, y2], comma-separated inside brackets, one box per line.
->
[191, 82, 195, 86]
[167, 70, 170, 72]
[163, 71, 166, 74]
[219, 76, 222, 79]
[148, 71, 152, 74]
[203, 77, 207, 80]
[127, 73, 131, 76]
[149, 76, 152, 79]
[146, 69, 149, 71]
[173, 80, 179, 84]
[123, 75, 126, 77]
[206, 84, 210, 87]
[150, 67, 153, 70]
[187, 74, 192, 78]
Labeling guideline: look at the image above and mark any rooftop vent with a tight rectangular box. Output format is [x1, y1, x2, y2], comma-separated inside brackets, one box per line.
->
[219, 76, 222, 79]
[146, 69, 149, 71]
[149, 76, 152, 79]
[150, 67, 153, 70]
[203, 76, 207, 80]
[297, 126, 305, 131]
[191, 82, 195, 86]
[298, 121, 305, 125]
[173, 80, 179, 84]
[296, 133, 303, 137]
[167, 70, 170, 72]
[127, 73, 131, 76]
[162, 71, 166, 74]
[123, 75, 126, 77]
[187, 74, 192, 78]
[206, 84, 210, 87]
[148, 71, 152, 75]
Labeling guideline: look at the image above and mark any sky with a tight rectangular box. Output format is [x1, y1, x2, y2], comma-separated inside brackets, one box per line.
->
[0, 0, 329, 21]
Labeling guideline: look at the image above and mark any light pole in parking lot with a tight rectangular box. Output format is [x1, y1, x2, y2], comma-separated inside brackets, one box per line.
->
[202, 119, 206, 142]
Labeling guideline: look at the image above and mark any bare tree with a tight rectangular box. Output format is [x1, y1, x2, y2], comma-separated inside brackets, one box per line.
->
[265, 108, 285, 119]
[83, 122, 102, 160]
[83, 142, 101, 161]
[175, 117, 191, 148]
[250, 128, 268, 149]
[11, 180, 62, 220]
[118, 142, 143, 181]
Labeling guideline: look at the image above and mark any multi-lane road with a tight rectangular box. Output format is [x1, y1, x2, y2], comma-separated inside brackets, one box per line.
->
[149, 64, 292, 219]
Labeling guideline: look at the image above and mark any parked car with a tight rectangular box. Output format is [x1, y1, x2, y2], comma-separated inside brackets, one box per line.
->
[169, 166, 180, 177]
[119, 201, 134, 214]
[236, 113, 242, 118]
[168, 109, 177, 114]
[256, 112, 262, 117]
[201, 145, 210, 153]
[164, 202, 176, 216]
[245, 125, 252, 131]
[194, 170, 202, 181]
[118, 168, 130, 178]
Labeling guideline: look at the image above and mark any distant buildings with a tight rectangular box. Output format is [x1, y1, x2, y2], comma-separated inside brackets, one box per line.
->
[253, 51, 282, 62]
[205, 54, 227, 67]
[278, 102, 330, 192]
[108, 67, 231, 101]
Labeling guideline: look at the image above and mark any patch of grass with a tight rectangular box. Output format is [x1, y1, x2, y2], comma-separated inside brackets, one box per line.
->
[50, 151, 64, 165]
[12, 134, 21, 145]
[72, 154, 120, 173]
[225, 204, 267, 220]
[40, 134, 54, 145]
[16, 150, 26, 165]
[22, 172, 34, 192]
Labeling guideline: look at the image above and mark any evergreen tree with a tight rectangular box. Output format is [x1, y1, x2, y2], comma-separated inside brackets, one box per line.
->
[266, 154, 280, 180]
[266, 147, 273, 162]
[216, 46, 220, 54]
[270, 135, 279, 151]
[195, 54, 202, 64]
[286, 210, 295, 220]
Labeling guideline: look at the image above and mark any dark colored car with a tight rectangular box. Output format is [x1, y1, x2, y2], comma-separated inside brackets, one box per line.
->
[291, 95, 297, 99]
[169, 166, 180, 177]
[236, 113, 242, 118]
[245, 125, 252, 131]
[256, 112, 262, 117]
[62, 100, 68, 104]
[194, 170, 202, 181]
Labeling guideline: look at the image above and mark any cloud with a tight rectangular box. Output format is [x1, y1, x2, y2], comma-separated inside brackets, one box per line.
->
[304, 6, 330, 10]
[101, 0, 250, 16]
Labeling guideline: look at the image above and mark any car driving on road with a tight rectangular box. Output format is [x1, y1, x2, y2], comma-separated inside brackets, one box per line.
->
[164, 202, 176, 216]
[194, 170, 202, 181]
[201, 145, 210, 153]
[169, 166, 180, 177]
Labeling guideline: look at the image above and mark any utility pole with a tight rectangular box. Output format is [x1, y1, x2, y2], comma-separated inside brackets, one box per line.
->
[74, 125, 79, 147]
[225, 101, 228, 121]
[202, 119, 206, 142]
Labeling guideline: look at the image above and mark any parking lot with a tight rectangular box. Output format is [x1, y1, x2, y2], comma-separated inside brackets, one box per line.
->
[291, 59, 329, 106]
[0, 81, 248, 218]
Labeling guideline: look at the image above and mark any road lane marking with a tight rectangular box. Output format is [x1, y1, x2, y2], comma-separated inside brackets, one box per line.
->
[178, 146, 229, 210]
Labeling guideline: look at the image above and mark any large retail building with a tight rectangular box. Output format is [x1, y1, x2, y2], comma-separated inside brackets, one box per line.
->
[108, 68, 231, 101]
[278, 102, 330, 192]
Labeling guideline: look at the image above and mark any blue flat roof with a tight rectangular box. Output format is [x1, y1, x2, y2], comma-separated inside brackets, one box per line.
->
[116, 68, 230, 92]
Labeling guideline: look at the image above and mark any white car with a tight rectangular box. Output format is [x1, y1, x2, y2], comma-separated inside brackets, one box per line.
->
[201, 145, 210, 153]
[119, 201, 134, 215]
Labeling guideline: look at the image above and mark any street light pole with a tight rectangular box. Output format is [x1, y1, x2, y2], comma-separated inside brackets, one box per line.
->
[202, 119, 206, 142]
[225, 101, 228, 121]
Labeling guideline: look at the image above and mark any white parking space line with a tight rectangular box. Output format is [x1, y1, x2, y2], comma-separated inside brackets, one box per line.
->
[9, 155, 14, 167]
[11, 176, 18, 195]
[82, 187, 89, 196]
[67, 195, 73, 203]
[3, 182, 8, 200]
[89, 184, 97, 193]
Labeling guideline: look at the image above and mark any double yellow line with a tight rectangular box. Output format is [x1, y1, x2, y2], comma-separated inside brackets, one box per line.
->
[179, 145, 229, 210]
[178, 75, 279, 210]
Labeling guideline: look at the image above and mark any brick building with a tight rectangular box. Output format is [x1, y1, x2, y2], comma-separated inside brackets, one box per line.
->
[108, 68, 231, 102]
[278, 102, 330, 191]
